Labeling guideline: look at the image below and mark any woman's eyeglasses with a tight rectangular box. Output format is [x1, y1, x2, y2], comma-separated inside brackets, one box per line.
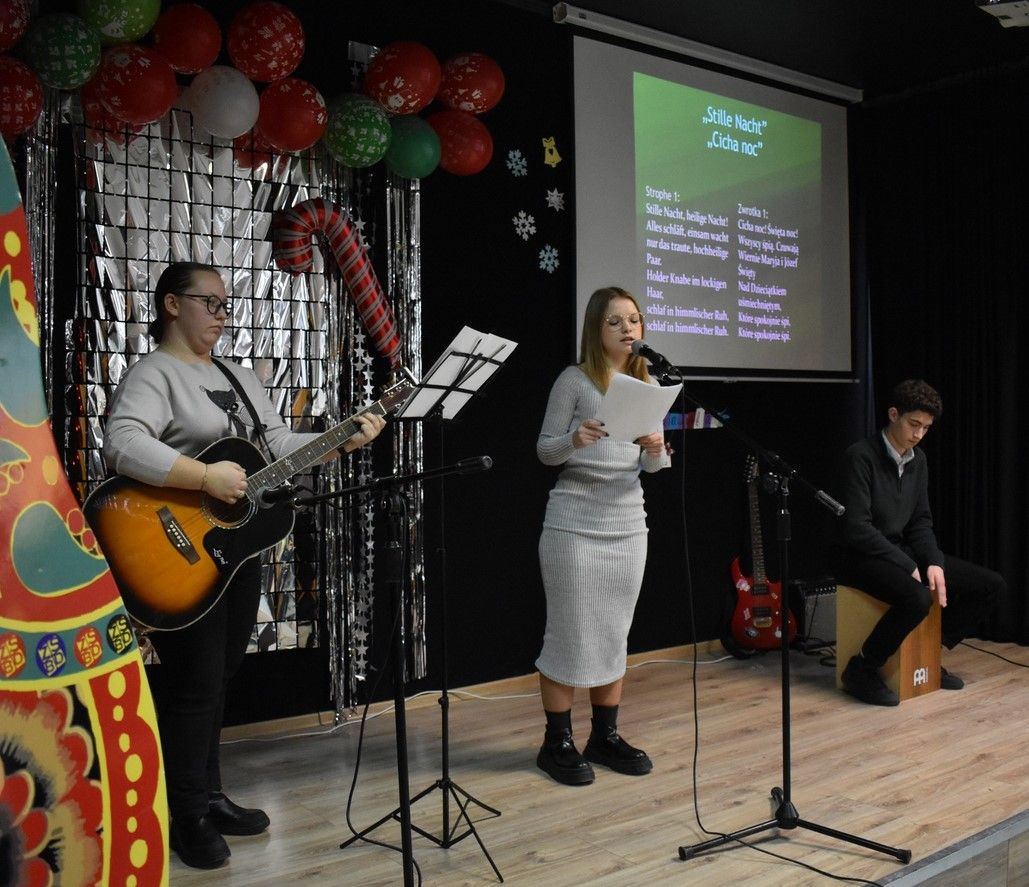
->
[604, 313, 644, 327]
[177, 293, 232, 316]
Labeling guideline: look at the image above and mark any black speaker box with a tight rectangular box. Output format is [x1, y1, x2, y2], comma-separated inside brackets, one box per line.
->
[788, 576, 836, 646]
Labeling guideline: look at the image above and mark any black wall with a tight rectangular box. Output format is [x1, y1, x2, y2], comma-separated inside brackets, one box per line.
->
[858, 66, 1029, 645]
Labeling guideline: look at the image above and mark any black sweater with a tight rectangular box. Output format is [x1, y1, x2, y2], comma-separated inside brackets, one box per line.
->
[839, 433, 944, 573]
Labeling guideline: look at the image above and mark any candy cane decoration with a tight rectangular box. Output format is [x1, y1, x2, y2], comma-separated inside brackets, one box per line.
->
[272, 197, 403, 367]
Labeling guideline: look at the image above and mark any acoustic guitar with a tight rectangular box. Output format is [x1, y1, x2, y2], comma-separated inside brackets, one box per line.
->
[728, 455, 796, 650]
[83, 380, 413, 631]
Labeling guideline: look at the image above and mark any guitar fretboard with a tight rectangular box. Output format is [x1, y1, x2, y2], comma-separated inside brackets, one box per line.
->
[748, 470, 768, 588]
[246, 381, 411, 493]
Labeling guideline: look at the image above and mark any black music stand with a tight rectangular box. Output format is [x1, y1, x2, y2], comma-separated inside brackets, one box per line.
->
[296, 456, 492, 887]
[340, 328, 516, 884]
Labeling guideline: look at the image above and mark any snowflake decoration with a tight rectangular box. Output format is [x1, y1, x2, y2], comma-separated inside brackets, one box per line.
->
[506, 149, 528, 177]
[512, 210, 536, 240]
[539, 244, 560, 273]
[545, 188, 565, 212]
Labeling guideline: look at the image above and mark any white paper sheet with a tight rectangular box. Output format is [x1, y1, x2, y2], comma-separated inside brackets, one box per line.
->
[596, 373, 682, 442]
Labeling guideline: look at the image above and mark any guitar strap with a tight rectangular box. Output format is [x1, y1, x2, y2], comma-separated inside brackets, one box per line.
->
[211, 358, 273, 458]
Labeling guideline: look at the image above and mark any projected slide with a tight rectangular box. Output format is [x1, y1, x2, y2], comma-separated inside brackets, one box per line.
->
[575, 38, 851, 376]
[635, 73, 820, 354]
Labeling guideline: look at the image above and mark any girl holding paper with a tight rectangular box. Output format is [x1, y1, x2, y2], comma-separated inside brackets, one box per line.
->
[535, 286, 671, 786]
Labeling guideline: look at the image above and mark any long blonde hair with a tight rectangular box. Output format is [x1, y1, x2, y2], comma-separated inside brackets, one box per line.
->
[578, 286, 651, 392]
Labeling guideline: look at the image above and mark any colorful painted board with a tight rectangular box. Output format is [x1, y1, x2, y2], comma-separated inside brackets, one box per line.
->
[0, 138, 168, 886]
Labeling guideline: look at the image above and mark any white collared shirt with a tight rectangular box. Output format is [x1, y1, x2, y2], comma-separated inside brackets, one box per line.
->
[881, 429, 915, 478]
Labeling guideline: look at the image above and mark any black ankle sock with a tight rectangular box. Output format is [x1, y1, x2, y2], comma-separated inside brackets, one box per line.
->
[590, 703, 618, 736]
[544, 708, 572, 740]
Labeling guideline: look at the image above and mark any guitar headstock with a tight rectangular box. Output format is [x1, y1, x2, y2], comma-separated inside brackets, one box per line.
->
[745, 453, 759, 483]
[379, 379, 417, 415]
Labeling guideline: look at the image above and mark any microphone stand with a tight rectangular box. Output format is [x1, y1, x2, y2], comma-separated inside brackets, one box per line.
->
[291, 457, 493, 887]
[643, 363, 912, 867]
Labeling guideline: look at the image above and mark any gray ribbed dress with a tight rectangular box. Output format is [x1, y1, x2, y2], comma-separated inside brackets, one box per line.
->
[535, 366, 670, 687]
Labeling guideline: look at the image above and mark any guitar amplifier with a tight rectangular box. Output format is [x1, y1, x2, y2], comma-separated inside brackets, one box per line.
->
[788, 577, 836, 647]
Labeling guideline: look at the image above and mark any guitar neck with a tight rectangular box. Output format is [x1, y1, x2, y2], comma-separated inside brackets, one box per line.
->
[748, 477, 768, 586]
[249, 401, 389, 491]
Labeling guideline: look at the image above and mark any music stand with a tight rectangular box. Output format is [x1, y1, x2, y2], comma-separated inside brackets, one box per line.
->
[339, 327, 516, 883]
[298, 458, 490, 887]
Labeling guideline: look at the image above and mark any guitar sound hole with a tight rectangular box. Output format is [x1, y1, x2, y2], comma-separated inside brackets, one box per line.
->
[202, 492, 254, 528]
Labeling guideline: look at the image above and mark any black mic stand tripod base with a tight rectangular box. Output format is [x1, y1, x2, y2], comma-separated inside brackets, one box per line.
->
[671, 447, 911, 869]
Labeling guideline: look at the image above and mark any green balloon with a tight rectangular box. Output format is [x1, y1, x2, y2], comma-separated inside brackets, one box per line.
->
[324, 94, 392, 169]
[24, 14, 101, 91]
[77, 0, 160, 45]
[384, 116, 441, 180]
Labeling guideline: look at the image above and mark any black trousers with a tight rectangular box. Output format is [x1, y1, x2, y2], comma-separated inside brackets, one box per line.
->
[837, 553, 1005, 668]
[148, 559, 261, 819]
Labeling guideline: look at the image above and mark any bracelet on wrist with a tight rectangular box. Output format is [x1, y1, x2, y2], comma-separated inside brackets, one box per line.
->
[200, 464, 208, 493]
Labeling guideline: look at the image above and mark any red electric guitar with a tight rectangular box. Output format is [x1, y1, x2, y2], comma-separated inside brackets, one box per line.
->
[727, 455, 796, 650]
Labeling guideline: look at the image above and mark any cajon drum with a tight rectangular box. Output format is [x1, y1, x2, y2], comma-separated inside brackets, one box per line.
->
[835, 585, 942, 700]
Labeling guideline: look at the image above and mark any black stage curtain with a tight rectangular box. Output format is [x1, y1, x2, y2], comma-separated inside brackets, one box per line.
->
[858, 64, 1029, 643]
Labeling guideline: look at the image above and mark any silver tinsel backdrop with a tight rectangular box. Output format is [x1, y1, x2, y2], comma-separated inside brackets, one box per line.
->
[24, 55, 427, 716]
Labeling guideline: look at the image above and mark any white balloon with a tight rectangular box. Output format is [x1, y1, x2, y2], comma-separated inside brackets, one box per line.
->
[190, 66, 259, 139]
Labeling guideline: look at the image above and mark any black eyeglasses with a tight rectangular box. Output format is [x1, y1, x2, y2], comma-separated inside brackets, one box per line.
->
[176, 293, 232, 316]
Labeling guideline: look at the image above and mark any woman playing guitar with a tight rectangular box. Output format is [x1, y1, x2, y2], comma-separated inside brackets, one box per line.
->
[101, 262, 385, 869]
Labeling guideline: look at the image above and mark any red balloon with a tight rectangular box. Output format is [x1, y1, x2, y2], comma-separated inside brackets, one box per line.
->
[233, 129, 273, 172]
[255, 77, 326, 152]
[438, 53, 505, 115]
[0, 56, 43, 138]
[427, 109, 493, 176]
[152, 4, 222, 75]
[227, 1, 304, 82]
[0, 0, 30, 53]
[95, 45, 178, 126]
[364, 41, 441, 115]
[80, 75, 145, 146]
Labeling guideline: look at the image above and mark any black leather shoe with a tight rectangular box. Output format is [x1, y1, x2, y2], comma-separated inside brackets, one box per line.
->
[583, 727, 653, 775]
[536, 729, 595, 785]
[170, 815, 230, 869]
[841, 655, 899, 706]
[940, 668, 964, 690]
[208, 792, 271, 836]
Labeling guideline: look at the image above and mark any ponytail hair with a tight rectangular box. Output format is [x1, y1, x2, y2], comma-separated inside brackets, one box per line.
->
[149, 261, 220, 342]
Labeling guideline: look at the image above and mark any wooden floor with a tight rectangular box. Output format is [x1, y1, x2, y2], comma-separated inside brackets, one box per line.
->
[170, 640, 1029, 886]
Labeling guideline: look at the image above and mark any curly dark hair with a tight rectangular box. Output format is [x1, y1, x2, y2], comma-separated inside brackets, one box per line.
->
[888, 379, 942, 419]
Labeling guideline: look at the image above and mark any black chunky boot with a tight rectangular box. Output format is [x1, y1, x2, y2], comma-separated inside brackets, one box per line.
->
[208, 792, 271, 836]
[170, 814, 230, 869]
[841, 654, 899, 706]
[537, 727, 595, 785]
[583, 725, 653, 775]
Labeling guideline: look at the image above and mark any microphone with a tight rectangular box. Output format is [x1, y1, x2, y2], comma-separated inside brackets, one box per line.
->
[456, 455, 493, 475]
[259, 485, 299, 507]
[815, 489, 846, 517]
[631, 339, 673, 369]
